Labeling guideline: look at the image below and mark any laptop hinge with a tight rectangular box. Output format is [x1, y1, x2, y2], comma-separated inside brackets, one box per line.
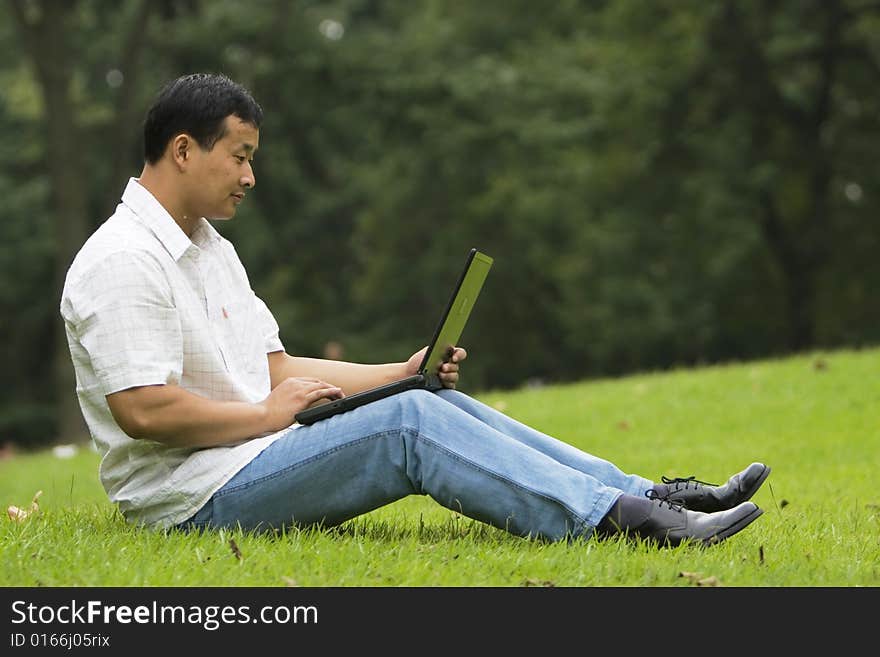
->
[423, 373, 443, 390]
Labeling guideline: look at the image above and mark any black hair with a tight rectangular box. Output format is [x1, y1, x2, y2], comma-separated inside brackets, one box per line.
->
[142, 73, 263, 164]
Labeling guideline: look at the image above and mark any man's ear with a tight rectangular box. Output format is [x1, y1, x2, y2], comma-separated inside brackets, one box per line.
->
[170, 133, 191, 170]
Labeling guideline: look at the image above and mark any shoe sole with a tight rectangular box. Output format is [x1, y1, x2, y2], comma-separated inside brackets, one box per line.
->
[702, 505, 764, 547]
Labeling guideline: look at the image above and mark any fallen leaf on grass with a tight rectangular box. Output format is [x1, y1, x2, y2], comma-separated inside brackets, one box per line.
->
[228, 538, 243, 561]
[523, 578, 556, 587]
[6, 507, 28, 522]
[678, 570, 722, 586]
[6, 490, 42, 522]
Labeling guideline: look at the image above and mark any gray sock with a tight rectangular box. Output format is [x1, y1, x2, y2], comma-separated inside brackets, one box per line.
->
[597, 494, 652, 534]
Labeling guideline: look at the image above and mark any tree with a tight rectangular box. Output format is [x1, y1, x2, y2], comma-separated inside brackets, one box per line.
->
[7, 0, 159, 443]
[584, 0, 880, 357]
[3, 0, 880, 447]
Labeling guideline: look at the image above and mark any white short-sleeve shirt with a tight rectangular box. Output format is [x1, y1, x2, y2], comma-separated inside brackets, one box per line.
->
[60, 178, 292, 529]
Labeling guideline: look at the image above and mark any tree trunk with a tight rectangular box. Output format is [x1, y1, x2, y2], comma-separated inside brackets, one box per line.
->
[10, 1, 89, 442]
[11, 0, 156, 444]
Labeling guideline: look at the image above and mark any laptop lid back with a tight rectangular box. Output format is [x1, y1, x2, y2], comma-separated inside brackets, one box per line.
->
[419, 248, 494, 386]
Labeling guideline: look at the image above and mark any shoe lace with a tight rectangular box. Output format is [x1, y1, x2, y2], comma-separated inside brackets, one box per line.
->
[660, 474, 718, 491]
[645, 489, 685, 511]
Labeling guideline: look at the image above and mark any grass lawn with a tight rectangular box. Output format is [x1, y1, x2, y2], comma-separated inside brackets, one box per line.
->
[1, 347, 878, 587]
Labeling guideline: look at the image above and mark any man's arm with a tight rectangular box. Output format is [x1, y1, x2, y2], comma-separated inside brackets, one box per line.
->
[269, 351, 409, 395]
[106, 346, 467, 448]
[268, 346, 468, 394]
[106, 376, 342, 448]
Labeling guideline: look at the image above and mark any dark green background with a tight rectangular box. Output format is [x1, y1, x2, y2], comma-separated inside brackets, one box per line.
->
[2, 0, 878, 447]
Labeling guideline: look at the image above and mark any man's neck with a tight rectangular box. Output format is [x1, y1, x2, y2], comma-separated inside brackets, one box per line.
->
[136, 166, 199, 238]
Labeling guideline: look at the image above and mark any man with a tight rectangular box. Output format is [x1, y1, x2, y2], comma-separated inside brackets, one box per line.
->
[61, 73, 770, 547]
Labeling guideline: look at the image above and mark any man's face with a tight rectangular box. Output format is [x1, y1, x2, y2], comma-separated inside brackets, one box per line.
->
[185, 115, 259, 221]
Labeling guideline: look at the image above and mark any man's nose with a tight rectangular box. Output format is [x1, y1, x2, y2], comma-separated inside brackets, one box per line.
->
[241, 161, 255, 188]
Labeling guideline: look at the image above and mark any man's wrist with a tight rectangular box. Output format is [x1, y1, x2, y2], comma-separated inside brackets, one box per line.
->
[396, 361, 414, 380]
[252, 400, 274, 435]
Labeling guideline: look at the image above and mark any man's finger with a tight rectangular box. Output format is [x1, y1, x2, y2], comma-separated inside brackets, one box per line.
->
[309, 386, 342, 400]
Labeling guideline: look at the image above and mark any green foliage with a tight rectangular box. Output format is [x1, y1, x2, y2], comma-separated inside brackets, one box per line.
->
[1, 347, 878, 586]
[3, 1, 880, 445]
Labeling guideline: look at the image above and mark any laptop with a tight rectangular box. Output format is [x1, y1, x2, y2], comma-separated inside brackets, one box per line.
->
[294, 248, 494, 425]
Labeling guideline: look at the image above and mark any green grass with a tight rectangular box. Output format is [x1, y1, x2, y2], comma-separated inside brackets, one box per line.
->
[2, 347, 878, 587]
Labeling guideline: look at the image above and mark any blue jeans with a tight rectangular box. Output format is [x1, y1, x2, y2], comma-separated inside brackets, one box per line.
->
[179, 388, 653, 541]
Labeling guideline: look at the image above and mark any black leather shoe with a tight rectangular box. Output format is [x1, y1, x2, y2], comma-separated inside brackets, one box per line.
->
[596, 493, 763, 547]
[651, 462, 771, 512]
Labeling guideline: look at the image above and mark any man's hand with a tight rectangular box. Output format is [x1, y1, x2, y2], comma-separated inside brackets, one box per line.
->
[406, 345, 468, 389]
[261, 377, 343, 431]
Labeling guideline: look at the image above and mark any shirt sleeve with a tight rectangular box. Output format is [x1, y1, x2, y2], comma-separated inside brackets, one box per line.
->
[66, 250, 183, 395]
[219, 236, 284, 355]
[254, 294, 284, 354]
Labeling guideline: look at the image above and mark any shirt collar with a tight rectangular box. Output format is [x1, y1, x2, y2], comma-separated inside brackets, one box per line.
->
[120, 178, 222, 261]
[190, 216, 224, 250]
